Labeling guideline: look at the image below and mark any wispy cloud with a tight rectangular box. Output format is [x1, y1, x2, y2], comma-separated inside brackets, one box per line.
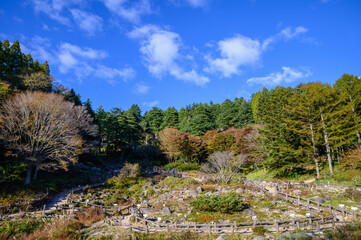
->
[22, 36, 134, 83]
[70, 9, 103, 35]
[102, 0, 152, 23]
[247, 67, 312, 86]
[128, 24, 209, 86]
[143, 100, 160, 107]
[205, 26, 309, 77]
[135, 82, 150, 94]
[170, 0, 210, 8]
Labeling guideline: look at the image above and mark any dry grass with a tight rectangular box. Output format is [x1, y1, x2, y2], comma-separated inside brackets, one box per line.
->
[75, 206, 105, 226]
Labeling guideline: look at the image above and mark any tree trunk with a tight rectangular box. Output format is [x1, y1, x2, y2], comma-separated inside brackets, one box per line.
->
[320, 112, 333, 175]
[25, 165, 32, 185]
[336, 147, 340, 165]
[349, 95, 361, 146]
[310, 124, 320, 178]
[33, 165, 38, 180]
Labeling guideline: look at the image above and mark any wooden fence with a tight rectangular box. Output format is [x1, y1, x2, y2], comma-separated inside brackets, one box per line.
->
[108, 215, 351, 236]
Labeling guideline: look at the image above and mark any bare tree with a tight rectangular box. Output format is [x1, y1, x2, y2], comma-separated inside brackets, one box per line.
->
[0, 92, 96, 185]
[202, 151, 246, 184]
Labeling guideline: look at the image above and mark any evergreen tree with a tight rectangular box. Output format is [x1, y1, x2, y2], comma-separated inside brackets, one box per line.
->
[216, 99, 238, 130]
[162, 107, 179, 129]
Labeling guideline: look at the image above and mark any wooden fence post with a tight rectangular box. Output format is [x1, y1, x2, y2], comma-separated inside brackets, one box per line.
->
[307, 199, 310, 208]
[316, 221, 320, 232]
[329, 204, 332, 213]
[296, 220, 300, 229]
[167, 223, 170, 233]
[297, 196, 300, 205]
[274, 220, 279, 233]
[208, 225, 212, 236]
[214, 222, 217, 233]
[231, 222, 235, 234]
[145, 221, 148, 235]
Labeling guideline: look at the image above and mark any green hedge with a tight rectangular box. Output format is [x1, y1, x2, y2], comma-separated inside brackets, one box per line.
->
[190, 194, 247, 213]
[164, 162, 200, 171]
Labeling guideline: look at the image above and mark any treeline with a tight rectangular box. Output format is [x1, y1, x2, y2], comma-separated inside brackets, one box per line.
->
[0, 40, 97, 185]
[95, 97, 253, 156]
[252, 76, 361, 178]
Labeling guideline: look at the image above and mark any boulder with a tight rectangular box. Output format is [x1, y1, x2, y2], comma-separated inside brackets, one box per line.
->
[325, 196, 331, 201]
[253, 237, 268, 240]
[196, 186, 203, 193]
[293, 190, 302, 195]
[236, 188, 244, 194]
[190, 190, 197, 195]
[315, 197, 325, 204]
[244, 208, 257, 215]
[162, 207, 171, 216]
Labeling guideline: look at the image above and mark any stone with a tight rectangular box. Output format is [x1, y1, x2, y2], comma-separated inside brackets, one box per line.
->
[188, 207, 193, 214]
[293, 190, 302, 195]
[196, 186, 203, 193]
[253, 237, 268, 240]
[162, 207, 171, 216]
[236, 188, 244, 194]
[325, 196, 331, 201]
[164, 193, 170, 200]
[155, 189, 161, 196]
[140, 208, 152, 214]
[216, 235, 227, 240]
[190, 190, 197, 195]
[244, 208, 257, 215]
[315, 197, 325, 204]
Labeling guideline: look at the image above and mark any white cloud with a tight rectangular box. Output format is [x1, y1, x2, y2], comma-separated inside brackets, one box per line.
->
[129, 25, 209, 86]
[204, 35, 261, 77]
[280, 26, 308, 40]
[135, 83, 150, 94]
[102, 0, 152, 23]
[30, 0, 83, 25]
[205, 26, 309, 77]
[170, 0, 210, 8]
[143, 100, 160, 107]
[94, 65, 135, 82]
[70, 9, 103, 35]
[247, 67, 312, 86]
[262, 26, 308, 50]
[58, 43, 107, 73]
[22, 37, 134, 83]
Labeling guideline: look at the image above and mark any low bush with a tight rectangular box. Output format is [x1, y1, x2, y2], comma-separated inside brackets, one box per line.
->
[164, 162, 200, 171]
[75, 207, 105, 226]
[0, 218, 44, 239]
[190, 194, 247, 213]
[158, 177, 198, 189]
[343, 187, 361, 201]
[252, 226, 267, 236]
[276, 232, 311, 240]
[325, 222, 361, 240]
[334, 169, 361, 182]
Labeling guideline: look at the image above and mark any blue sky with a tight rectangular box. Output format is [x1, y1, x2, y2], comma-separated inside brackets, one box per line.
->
[1, 0, 360, 112]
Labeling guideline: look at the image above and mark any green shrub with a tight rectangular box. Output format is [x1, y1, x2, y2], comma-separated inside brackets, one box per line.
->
[158, 177, 198, 189]
[343, 187, 361, 201]
[164, 162, 200, 171]
[334, 170, 361, 182]
[276, 232, 311, 240]
[0, 218, 44, 238]
[325, 222, 361, 240]
[190, 194, 247, 213]
[252, 226, 267, 236]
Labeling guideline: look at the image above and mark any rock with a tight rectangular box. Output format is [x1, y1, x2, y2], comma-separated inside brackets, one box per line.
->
[190, 190, 197, 195]
[164, 193, 170, 200]
[253, 237, 268, 240]
[293, 190, 302, 195]
[244, 208, 257, 215]
[325, 196, 331, 201]
[236, 188, 244, 194]
[196, 186, 203, 193]
[216, 235, 227, 240]
[162, 207, 171, 216]
[188, 207, 193, 214]
[315, 197, 325, 204]
[155, 189, 161, 196]
[140, 208, 152, 214]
